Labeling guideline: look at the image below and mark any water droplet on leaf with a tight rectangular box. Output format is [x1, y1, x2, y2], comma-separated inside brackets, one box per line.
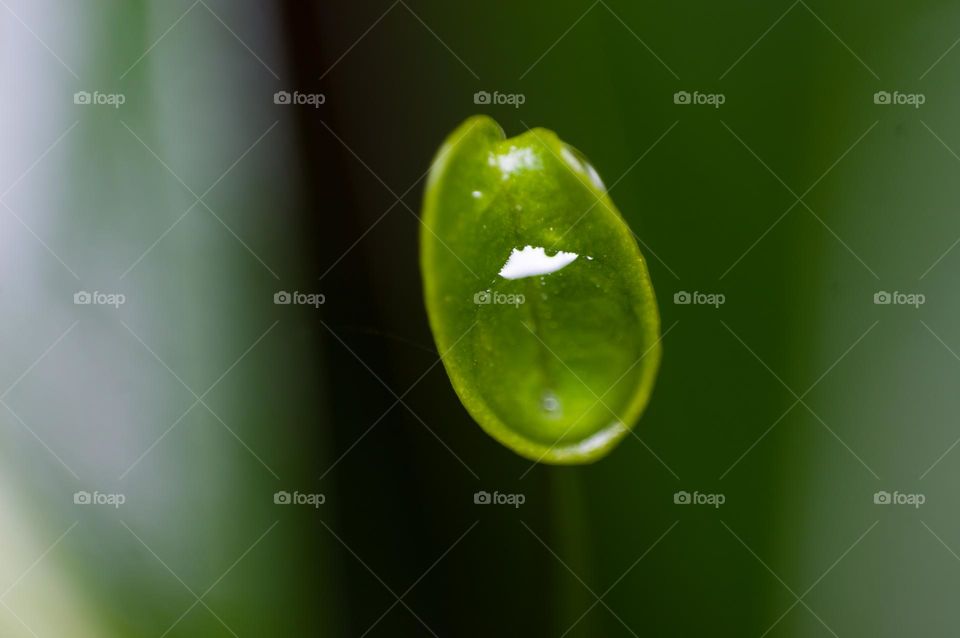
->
[421, 116, 661, 464]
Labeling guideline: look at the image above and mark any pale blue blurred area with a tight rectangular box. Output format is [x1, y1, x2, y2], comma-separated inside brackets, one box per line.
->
[0, 1, 334, 634]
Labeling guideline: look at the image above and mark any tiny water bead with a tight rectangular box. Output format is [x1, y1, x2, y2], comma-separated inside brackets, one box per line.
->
[559, 144, 606, 192]
[541, 391, 561, 417]
[421, 115, 661, 464]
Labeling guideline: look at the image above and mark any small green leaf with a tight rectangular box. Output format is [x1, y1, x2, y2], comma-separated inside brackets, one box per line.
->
[420, 116, 661, 464]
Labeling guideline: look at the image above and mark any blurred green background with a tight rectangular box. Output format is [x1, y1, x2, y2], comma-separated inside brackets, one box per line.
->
[1, 0, 959, 636]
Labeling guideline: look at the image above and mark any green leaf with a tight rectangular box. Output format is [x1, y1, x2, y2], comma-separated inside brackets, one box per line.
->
[420, 116, 662, 464]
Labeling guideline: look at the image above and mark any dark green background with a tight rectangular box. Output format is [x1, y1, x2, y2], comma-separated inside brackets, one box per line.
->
[1, 0, 958, 636]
